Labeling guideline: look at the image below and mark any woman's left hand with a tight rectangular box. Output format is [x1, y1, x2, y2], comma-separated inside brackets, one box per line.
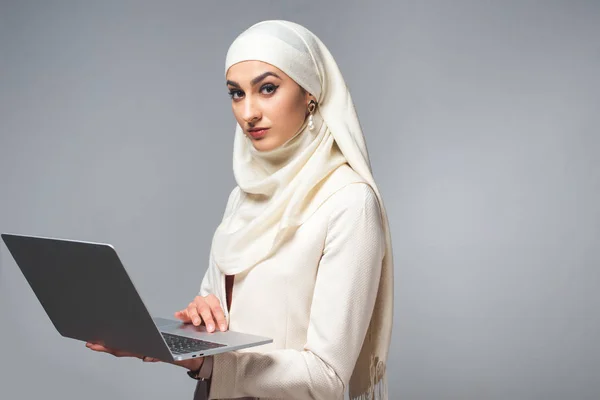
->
[85, 342, 204, 371]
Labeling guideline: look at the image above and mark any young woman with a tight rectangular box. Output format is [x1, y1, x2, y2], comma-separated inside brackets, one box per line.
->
[88, 20, 394, 400]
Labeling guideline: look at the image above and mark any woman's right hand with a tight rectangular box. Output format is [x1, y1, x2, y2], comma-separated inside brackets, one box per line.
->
[174, 294, 228, 333]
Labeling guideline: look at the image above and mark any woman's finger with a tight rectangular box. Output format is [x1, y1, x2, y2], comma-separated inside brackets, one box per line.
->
[186, 302, 202, 326]
[86, 343, 114, 353]
[206, 295, 228, 332]
[174, 309, 192, 323]
[194, 298, 216, 332]
[86, 343, 141, 359]
[113, 350, 142, 358]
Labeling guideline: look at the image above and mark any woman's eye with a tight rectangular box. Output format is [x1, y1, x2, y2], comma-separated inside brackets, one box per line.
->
[228, 89, 244, 100]
[261, 84, 279, 95]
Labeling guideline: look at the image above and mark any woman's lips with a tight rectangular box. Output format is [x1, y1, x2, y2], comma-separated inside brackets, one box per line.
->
[248, 128, 269, 139]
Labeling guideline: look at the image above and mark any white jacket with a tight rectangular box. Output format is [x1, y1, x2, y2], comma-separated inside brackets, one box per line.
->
[198, 166, 386, 400]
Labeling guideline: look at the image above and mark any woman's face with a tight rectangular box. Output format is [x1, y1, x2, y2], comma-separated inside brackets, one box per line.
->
[226, 61, 315, 152]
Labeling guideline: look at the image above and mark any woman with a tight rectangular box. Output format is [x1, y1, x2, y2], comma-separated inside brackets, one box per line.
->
[88, 20, 394, 400]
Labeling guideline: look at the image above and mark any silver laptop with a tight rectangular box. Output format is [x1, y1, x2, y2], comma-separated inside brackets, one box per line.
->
[1, 233, 272, 361]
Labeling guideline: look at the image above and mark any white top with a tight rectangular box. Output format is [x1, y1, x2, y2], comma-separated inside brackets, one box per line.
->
[198, 170, 386, 399]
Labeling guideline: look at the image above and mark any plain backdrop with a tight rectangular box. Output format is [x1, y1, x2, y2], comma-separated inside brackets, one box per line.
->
[1, 1, 599, 399]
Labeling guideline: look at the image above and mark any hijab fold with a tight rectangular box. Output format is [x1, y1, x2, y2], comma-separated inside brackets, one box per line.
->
[210, 20, 394, 399]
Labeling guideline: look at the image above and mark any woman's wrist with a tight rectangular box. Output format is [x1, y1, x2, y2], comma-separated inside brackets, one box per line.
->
[190, 357, 204, 371]
[186, 355, 214, 382]
[175, 356, 204, 371]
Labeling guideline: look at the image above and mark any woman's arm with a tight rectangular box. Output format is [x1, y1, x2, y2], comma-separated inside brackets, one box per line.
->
[208, 183, 385, 400]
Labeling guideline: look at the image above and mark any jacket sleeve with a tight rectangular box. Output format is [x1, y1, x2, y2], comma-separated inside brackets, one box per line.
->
[208, 183, 386, 400]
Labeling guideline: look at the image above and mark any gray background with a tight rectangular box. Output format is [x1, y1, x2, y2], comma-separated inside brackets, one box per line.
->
[1, 0, 599, 399]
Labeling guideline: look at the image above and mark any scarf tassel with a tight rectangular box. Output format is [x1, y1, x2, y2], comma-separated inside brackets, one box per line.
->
[350, 374, 388, 400]
[351, 355, 388, 400]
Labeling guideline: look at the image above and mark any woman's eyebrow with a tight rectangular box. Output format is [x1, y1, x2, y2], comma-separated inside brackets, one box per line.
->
[226, 71, 282, 88]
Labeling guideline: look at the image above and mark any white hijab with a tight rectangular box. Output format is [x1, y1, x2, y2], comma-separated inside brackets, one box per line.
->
[211, 20, 394, 399]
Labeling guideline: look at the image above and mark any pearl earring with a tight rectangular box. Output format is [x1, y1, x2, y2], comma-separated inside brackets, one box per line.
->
[307, 100, 317, 131]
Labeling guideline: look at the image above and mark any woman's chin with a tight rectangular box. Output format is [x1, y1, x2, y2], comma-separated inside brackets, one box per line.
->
[250, 137, 281, 152]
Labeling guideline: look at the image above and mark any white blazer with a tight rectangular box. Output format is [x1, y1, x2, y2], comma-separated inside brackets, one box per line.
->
[198, 166, 386, 400]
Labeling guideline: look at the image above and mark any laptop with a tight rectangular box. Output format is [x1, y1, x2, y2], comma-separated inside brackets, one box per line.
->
[1, 233, 272, 361]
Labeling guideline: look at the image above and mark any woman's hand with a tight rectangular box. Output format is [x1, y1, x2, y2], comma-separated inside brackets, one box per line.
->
[85, 342, 146, 360]
[85, 293, 226, 372]
[174, 294, 228, 333]
[85, 342, 204, 371]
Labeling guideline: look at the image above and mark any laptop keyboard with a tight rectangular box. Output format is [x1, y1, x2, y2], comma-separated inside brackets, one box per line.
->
[161, 332, 226, 355]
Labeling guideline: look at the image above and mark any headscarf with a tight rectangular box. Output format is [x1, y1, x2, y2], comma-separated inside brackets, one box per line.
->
[211, 20, 394, 399]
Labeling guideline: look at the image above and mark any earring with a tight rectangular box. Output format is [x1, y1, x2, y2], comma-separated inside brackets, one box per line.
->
[307, 100, 317, 131]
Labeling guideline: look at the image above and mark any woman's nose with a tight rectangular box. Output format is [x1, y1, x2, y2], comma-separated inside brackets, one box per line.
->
[242, 98, 262, 123]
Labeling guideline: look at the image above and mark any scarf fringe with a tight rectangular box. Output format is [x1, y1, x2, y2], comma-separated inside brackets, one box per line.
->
[350, 373, 388, 400]
[350, 355, 388, 400]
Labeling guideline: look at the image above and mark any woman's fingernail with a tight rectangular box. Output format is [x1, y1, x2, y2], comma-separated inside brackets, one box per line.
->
[193, 318, 200, 325]
[207, 323, 214, 332]
[220, 324, 227, 331]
